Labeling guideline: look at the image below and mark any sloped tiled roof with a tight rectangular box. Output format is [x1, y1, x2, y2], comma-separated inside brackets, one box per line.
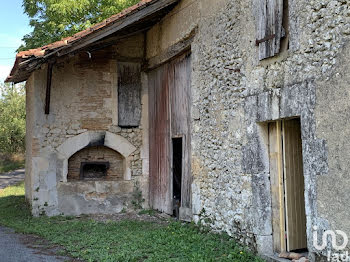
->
[6, 0, 178, 83]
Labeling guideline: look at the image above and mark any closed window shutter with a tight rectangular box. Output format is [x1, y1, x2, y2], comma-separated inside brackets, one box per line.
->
[117, 62, 142, 127]
[256, 0, 283, 60]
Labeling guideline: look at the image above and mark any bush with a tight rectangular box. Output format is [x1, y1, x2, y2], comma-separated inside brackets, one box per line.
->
[0, 153, 25, 173]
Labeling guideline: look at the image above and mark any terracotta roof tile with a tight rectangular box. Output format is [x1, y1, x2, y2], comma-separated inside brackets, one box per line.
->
[15, 0, 154, 60]
[6, 0, 166, 82]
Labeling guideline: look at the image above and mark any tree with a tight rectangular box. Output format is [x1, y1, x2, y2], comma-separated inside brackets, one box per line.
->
[0, 83, 26, 154]
[19, 0, 140, 51]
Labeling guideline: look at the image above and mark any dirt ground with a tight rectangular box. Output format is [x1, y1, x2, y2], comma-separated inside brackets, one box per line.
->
[0, 169, 25, 190]
[88, 211, 172, 224]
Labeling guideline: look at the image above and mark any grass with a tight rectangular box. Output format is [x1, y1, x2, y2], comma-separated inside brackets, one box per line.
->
[0, 183, 264, 262]
[0, 153, 25, 173]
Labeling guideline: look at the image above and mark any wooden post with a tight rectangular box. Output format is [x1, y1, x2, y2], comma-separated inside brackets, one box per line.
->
[45, 63, 53, 115]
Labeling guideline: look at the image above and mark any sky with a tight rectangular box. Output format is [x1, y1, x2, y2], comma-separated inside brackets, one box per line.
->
[0, 0, 31, 82]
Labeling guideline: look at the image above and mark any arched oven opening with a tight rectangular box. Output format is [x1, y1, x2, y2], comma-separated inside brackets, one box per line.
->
[68, 145, 124, 181]
[80, 162, 110, 180]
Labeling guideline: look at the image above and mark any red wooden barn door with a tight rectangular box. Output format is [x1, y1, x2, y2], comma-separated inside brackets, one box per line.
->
[149, 53, 192, 217]
[149, 63, 172, 214]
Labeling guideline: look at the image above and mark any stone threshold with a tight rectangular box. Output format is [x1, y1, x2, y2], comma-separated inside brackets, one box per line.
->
[262, 255, 291, 262]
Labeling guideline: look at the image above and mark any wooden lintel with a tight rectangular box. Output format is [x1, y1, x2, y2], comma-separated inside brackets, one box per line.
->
[146, 28, 196, 70]
[113, 55, 144, 63]
[82, 27, 151, 54]
[45, 63, 53, 115]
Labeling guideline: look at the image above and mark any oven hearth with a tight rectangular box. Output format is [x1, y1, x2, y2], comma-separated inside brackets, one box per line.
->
[80, 162, 110, 180]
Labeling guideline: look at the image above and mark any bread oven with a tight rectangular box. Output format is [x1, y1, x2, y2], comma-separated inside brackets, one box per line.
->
[67, 145, 124, 181]
[54, 131, 138, 216]
[80, 162, 110, 179]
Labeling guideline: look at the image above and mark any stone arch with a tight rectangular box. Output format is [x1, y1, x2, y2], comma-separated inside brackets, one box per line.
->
[56, 131, 136, 182]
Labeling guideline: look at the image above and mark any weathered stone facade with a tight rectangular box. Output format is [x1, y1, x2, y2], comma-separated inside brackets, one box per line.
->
[146, 0, 350, 259]
[21, 0, 350, 260]
[25, 34, 149, 216]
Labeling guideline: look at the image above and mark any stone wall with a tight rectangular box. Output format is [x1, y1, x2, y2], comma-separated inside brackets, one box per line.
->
[24, 0, 350, 259]
[146, 0, 350, 258]
[25, 34, 149, 216]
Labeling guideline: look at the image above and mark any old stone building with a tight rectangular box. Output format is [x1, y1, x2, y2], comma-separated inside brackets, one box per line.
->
[6, 0, 350, 260]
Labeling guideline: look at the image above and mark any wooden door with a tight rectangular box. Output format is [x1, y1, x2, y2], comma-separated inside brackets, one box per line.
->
[269, 121, 286, 253]
[148, 53, 192, 217]
[148, 63, 172, 214]
[170, 53, 192, 220]
[269, 118, 307, 252]
[283, 119, 307, 251]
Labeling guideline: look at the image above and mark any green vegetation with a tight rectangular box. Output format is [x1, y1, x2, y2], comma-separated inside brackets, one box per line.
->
[20, 0, 140, 50]
[131, 181, 145, 210]
[0, 83, 25, 173]
[0, 183, 264, 262]
[0, 154, 25, 173]
[138, 209, 157, 216]
[0, 83, 26, 155]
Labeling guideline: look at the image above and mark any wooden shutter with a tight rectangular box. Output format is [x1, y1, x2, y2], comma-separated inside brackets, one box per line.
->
[283, 119, 307, 251]
[118, 62, 141, 127]
[255, 0, 284, 60]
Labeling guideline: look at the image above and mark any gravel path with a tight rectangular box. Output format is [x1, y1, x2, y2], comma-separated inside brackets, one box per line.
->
[0, 169, 25, 190]
[0, 171, 76, 262]
[0, 226, 70, 262]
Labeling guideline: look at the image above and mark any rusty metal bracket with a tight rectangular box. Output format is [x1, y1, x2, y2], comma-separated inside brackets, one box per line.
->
[255, 34, 276, 46]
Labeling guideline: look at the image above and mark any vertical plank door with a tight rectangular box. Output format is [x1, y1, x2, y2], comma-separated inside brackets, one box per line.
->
[268, 121, 286, 252]
[149, 53, 192, 218]
[170, 53, 192, 220]
[148, 63, 172, 214]
[283, 118, 307, 251]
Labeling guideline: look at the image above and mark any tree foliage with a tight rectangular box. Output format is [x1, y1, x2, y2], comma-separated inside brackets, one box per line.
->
[0, 83, 26, 154]
[19, 0, 140, 51]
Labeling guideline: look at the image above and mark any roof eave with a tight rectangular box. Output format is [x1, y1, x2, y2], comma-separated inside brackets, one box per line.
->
[6, 0, 179, 83]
